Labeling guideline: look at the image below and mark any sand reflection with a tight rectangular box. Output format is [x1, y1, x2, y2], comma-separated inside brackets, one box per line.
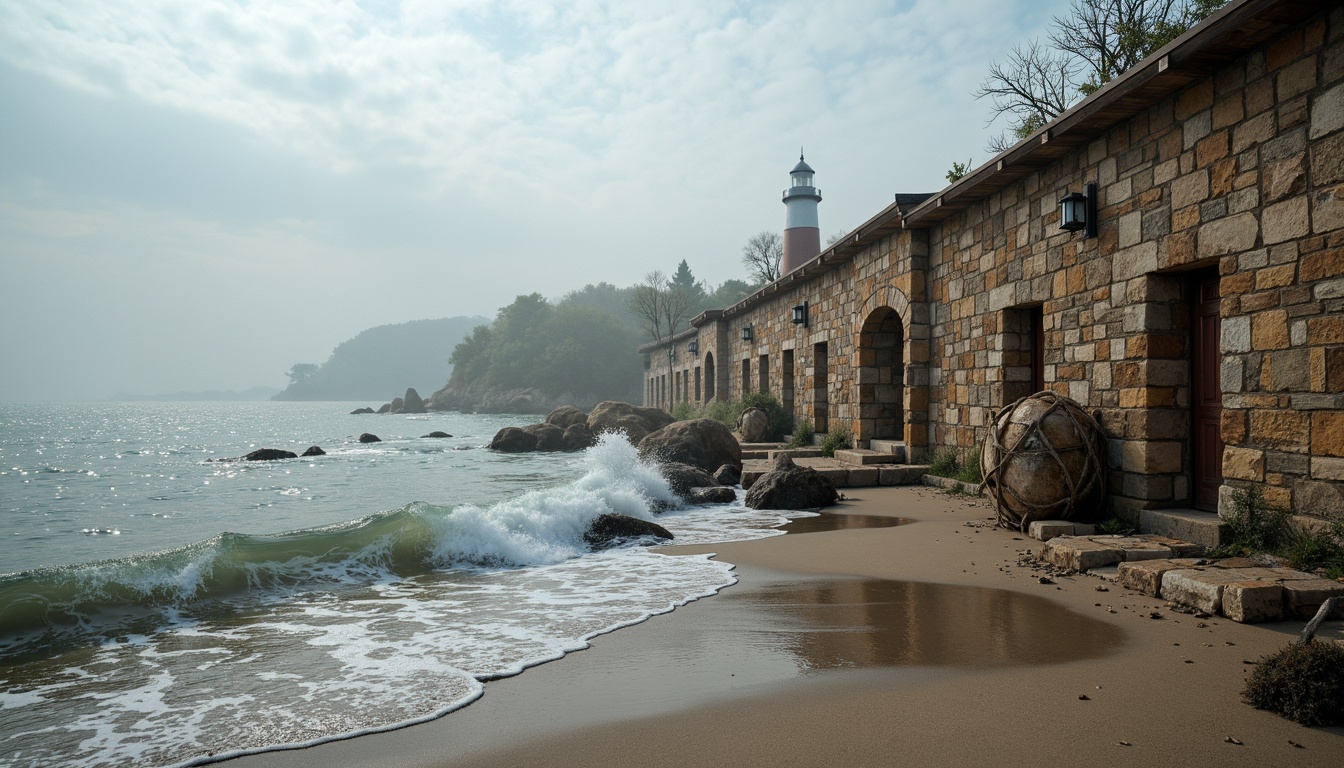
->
[722, 578, 1124, 671]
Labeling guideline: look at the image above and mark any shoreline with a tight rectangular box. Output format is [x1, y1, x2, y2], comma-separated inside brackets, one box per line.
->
[225, 485, 1344, 768]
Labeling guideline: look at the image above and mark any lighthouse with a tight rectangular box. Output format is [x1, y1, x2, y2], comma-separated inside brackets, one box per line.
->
[781, 152, 822, 276]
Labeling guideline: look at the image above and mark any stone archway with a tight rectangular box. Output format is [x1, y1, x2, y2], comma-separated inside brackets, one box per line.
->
[857, 307, 904, 442]
[854, 284, 929, 458]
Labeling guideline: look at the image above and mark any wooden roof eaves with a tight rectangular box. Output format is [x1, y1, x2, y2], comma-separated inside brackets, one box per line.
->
[900, 0, 1314, 228]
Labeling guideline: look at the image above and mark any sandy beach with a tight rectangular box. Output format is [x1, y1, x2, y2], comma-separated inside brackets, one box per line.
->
[228, 485, 1344, 768]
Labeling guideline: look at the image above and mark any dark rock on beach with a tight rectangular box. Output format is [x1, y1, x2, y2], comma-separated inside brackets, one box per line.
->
[301, 446, 326, 457]
[243, 448, 299, 461]
[689, 486, 737, 505]
[358, 433, 382, 444]
[744, 454, 839, 510]
[561, 423, 596, 451]
[659, 461, 722, 502]
[583, 513, 674, 549]
[546, 405, 589, 429]
[586, 401, 675, 444]
[638, 418, 742, 473]
[713, 463, 742, 486]
[490, 427, 537, 453]
[525, 422, 565, 451]
[422, 431, 453, 438]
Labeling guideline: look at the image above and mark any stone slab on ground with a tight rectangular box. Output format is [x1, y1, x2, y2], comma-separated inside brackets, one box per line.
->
[879, 466, 929, 485]
[1116, 558, 1206, 596]
[846, 467, 880, 487]
[768, 448, 823, 460]
[867, 439, 907, 462]
[1043, 534, 1186, 572]
[833, 449, 895, 466]
[1223, 581, 1284, 623]
[921, 475, 984, 496]
[1028, 521, 1098, 542]
[1138, 508, 1228, 550]
[1161, 568, 1246, 614]
[1281, 579, 1344, 620]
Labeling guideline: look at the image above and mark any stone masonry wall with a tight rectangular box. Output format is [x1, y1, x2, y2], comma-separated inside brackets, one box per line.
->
[644, 5, 1344, 523]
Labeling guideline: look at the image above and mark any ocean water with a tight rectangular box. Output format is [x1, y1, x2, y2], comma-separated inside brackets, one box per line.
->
[0, 402, 795, 768]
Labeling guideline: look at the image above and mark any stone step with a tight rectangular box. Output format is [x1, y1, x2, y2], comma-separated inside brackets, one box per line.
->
[1027, 520, 1097, 542]
[868, 440, 907, 462]
[834, 449, 896, 466]
[768, 448, 823, 460]
[921, 474, 984, 496]
[740, 463, 933, 491]
[1158, 565, 1344, 623]
[1138, 508, 1228, 550]
[1041, 534, 1203, 572]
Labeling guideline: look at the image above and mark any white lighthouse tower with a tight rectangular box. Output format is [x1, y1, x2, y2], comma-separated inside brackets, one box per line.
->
[781, 152, 822, 276]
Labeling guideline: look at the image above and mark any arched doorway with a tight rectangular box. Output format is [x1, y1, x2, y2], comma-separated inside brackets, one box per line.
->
[857, 307, 904, 442]
[703, 352, 716, 401]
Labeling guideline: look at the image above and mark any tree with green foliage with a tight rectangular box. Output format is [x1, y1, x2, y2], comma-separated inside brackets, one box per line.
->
[669, 260, 708, 308]
[945, 159, 973, 183]
[977, 0, 1228, 152]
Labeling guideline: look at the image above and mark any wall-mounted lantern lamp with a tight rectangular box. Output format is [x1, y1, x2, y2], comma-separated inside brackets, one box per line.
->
[741, 324, 754, 341]
[791, 301, 809, 327]
[1058, 182, 1097, 237]
[687, 339, 699, 356]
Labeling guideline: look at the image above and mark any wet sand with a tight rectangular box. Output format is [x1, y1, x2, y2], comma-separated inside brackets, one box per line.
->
[229, 486, 1344, 768]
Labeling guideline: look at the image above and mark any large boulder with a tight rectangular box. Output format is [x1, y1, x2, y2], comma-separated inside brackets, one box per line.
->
[300, 445, 326, 457]
[523, 422, 565, 451]
[546, 405, 588, 429]
[376, 403, 392, 414]
[659, 461, 722, 502]
[350, 407, 375, 415]
[638, 418, 742, 473]
[422, 431, 453, 438]
[587, 401, 675, 444]
[386, 397, 405, 414]
[744, 454, 839, 510]
[243, 448, 298, 461]
[737, 407, 771, 442]
[490, 427, 537, 453]
[359, 433, 382, 443]
[561, 423, 597, 452]
[583, 514, 674, 549]
[400, 388, 428, 414]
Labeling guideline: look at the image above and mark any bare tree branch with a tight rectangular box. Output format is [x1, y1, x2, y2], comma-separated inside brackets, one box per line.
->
[741, 231, 783, 284]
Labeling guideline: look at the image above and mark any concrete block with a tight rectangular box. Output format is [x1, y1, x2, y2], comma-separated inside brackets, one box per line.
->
[1161, 568, 1244, 614]
[1222, 581, 1284, 623]
[1281, 579, 1344, 620]
[1042, 537, 1123, 571]
[1138, 508, 1228, 550]
[815, 468, 849, 487]
[846, 467, 880, 487]
[1116, 559, 1202, 596]
[878, 466, 927, 485]
[1029, 521, 1077, 542]
[834, 449, 895, 466]
[1135, 534, 1202, 557]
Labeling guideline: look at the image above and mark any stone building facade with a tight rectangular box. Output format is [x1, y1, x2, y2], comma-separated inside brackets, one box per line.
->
[641, 0, 1344, 524]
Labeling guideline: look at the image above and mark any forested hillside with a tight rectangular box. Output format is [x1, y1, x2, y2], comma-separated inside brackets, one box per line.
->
[274, 316, 486, 401]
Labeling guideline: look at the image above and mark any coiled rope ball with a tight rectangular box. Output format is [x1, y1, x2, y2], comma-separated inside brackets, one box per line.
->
[980, 391, 1107, 532]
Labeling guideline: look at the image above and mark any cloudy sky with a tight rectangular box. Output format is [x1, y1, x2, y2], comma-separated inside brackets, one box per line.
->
[0, 0, 1062, 400]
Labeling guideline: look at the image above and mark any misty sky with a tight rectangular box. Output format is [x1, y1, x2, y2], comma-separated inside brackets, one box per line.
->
[0, 0, 1062, 401]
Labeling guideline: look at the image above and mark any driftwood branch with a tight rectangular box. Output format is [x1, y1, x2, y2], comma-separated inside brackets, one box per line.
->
[1297, 596, 1342, 646]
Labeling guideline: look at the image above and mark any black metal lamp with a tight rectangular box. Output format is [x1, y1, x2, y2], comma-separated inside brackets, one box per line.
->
[1058, 182, 1097, 237]
[791, 301, 809, 327]
[687, 339, 699, 356]
[741, 324, 753, 341]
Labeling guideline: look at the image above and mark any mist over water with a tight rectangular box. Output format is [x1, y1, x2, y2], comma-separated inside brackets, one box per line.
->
[0, 403, 797, 768]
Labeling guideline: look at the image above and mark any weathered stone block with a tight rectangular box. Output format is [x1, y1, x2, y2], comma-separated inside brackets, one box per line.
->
[1281, 578, 1344, 619]
[1314, 184, 1344, 234]
[1312, 412, 1344, 457]
[1263, 154, 1307, 201]
[1222, 581, 1284, 623]
[1029, 520, 1077, 542]
[1262, 196, 1309, 244]
[1310, 81, 1344, 139]
[1312, 457, 1344, 481]
[1197, 212, 1259, 258]
[1117, 559, 1185, 596]
[1222, 446, 1266, 480]
[1294, 480, 1344, 522]
[1042, 537, 1122, 571]
[1161, 568, 1243, 614]
[1251, 309, 1290, 350]
[1249, 410, 1310, 451]
[878, 465, 926, 486]
[1139, 508, 1227, 549]
[845, 467, 879, 487]
[1311, 132, 1344, 186]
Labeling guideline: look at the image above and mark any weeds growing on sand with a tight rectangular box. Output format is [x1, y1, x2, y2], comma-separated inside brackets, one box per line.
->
[1215, 485, 1344, 579]
[1243, 641, 1344, 726]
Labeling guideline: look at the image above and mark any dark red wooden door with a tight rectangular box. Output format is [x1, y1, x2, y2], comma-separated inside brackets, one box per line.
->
[1191, 272, 1223, 511]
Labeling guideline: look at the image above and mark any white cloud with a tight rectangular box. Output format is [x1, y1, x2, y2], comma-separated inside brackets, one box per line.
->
[0, 0, 1065, 398]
